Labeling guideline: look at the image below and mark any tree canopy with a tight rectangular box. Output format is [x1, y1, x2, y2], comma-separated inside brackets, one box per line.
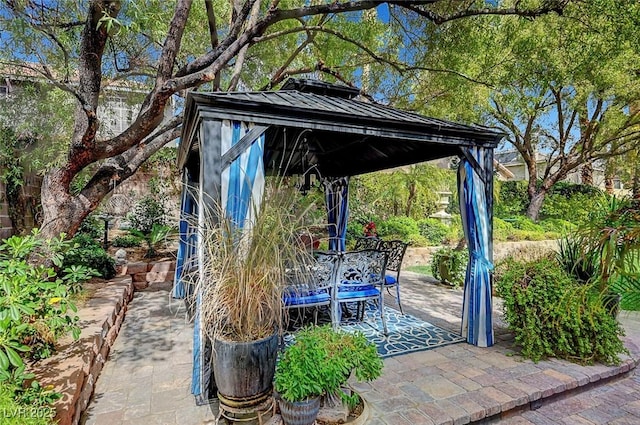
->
[396, 0, 640, 219]
[0, 0, 570, 237]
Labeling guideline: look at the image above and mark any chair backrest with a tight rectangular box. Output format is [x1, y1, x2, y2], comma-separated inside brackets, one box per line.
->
[312, 251, 340, 290]
[353, 236, 381, 251]
[335, 249, 387, 288]
[378, 240, 408, 273]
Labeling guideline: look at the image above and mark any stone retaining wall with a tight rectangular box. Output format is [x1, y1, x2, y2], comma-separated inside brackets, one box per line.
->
[403, 239, 559, 268]
[117, 258, 176, 290]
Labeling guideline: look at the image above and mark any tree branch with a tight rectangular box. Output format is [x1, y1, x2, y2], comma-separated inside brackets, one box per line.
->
[204, 0, 221, 90]
[400, 0, 567, 25]
[228, 0, 262, 91]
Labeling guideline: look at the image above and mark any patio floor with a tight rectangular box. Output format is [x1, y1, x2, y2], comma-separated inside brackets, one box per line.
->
[81, 272, 640, 425]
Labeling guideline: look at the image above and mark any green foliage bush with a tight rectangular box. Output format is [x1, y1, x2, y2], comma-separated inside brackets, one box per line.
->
[0, 231, 88, 414]
[0, 385, 53, 425]
[495, 258, 626, 364]
[127, 195, 168, 235]
[541, 182, 603, 223]
[493, 217, 515, 242]
[111, 234, 142, 248]
[417, 218, 449, 245]
[76, 214, 103, 239]
[430, 247, 469, 287]
[509, 216, 544, 232]
[376, 216, 419, 242]
[62, 235, 116, 279]
[539, 218, 576, 234]
[494, 180, 528, 218]
[274, 325, 382, 406]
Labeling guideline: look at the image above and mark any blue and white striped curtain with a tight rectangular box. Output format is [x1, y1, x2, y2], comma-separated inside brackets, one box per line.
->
[173, 175, 196, 299]
[458, 146, 494, 347]
[192, 120, 265, 404]
[323, 176, 350, 252]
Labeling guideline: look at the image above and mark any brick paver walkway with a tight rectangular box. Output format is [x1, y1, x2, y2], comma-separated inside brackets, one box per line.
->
[82, 274, 640, 425]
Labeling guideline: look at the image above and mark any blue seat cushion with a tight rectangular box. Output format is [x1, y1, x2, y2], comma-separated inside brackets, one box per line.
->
[284, 291, 330, 306]
[384, 275, 397, 285]
[337, 283, 379, 299]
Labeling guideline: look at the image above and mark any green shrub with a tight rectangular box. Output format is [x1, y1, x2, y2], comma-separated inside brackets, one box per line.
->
[376, 216, 419, 241]
[0, 385, 54, 425]
[0, 231, 84, 411]
[430, 247, 469, 287]
[62, 235, 116, 279]
[129, 224, 176, 258]
[495, 258, 626, 364]
[494, 180, 528, 218]
[417, 218, 449, 245]
[76, 214, 103, 239]
[509, 215, 544, 232]
[127, 195, 168, 235]
[111, 234, 142, 248]
[539, 218, 576, 234]
[274, 325, 382, 406]
[494, 217, 515, 242]
[541, 183, 603, 223]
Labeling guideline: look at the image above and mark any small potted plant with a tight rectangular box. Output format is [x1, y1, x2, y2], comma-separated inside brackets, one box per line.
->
[274, 325, 383, 425]
[431, 246, 469, 287]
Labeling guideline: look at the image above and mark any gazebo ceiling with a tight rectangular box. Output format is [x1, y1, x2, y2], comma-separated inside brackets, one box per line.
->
[178, 79, 504, 177]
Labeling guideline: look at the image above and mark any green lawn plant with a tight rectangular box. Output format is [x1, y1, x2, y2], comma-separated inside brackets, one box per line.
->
[274, 325, 382, 409]
[495, 257, 626, 365]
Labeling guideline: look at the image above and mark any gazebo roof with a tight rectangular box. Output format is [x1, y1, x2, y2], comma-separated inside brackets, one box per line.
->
[178, 79, 503, 177]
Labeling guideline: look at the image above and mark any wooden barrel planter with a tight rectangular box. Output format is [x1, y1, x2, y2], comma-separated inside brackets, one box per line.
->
[213, 332, 279, 405]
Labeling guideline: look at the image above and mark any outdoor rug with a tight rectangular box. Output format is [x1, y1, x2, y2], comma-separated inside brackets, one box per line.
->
[285, 304, 465, 359]
[340, 305, 465, 358]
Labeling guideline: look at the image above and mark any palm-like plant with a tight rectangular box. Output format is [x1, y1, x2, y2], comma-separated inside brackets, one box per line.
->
[578, 196, 640, 309]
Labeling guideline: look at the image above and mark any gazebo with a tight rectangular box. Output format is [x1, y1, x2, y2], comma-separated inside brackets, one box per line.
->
[174, 79, 503, 403]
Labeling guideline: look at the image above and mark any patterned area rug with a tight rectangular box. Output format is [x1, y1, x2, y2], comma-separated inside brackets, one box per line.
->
[340, 305, 465, 358]
[285, 304, 465, 358]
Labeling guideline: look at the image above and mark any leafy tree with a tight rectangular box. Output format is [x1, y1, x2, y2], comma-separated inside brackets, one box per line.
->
[395, 0, 640, 220]
[0, 1, 568, 239]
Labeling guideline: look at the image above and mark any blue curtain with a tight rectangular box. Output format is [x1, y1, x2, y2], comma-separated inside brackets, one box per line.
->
[458, 146, 494, 347]
[323, 176, 350, 251]
[191, 120, 265, 404]
[173, 177, 196, 299]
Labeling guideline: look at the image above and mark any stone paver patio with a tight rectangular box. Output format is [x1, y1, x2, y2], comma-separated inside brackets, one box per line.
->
[81, 273, 640, 425]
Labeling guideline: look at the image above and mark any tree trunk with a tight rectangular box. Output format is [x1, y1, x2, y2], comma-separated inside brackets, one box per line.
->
[39, 169, 93, 239]
[581, 162, 593, 186]
[525, 190, 547, 222]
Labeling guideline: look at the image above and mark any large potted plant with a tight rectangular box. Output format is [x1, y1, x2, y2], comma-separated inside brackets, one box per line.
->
[196, 182, 316, 405]
[274, 325, 383, 425]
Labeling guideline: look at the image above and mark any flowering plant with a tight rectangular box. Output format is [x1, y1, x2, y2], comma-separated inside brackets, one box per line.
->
[363, 221, 377, 237]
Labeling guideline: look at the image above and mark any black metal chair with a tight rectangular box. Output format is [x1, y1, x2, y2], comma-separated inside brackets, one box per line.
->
[353, 236, 381, 251]
[283, 251, 337, 325]
[377, 239, 409, 314]
[331, 249, 388, 335]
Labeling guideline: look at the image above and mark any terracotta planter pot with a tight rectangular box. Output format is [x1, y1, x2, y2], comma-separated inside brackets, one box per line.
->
[278, 396, 321, 425]
[212, 332, 279, 403]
